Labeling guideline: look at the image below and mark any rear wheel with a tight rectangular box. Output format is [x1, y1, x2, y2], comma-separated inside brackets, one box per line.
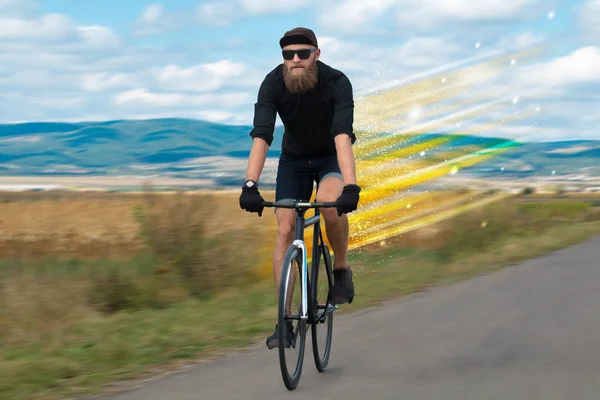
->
[278, 244, 306, 390]
[311, 241, 334, 372]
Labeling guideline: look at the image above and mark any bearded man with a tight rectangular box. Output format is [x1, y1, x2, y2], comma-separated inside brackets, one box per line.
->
[239, 27, 361, 349]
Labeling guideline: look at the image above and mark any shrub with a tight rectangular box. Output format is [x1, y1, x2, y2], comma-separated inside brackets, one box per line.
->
[133, 187, 260, 301]
[521, 187, 535, 195]
[87, 267, 141, 313]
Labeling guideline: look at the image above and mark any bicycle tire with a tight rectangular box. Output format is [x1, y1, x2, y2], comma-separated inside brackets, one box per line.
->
[278, 243, 307, 390]
[311, 241, 334, 372]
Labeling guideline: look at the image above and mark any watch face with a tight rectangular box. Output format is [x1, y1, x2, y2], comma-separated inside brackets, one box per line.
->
[245, 180, 255, 187]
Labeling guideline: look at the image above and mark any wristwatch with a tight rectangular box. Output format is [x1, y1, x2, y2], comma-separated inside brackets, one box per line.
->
[243, 179, 257, 188]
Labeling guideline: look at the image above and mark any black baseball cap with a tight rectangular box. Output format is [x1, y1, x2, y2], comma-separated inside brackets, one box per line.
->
[279, 27, 318, 49]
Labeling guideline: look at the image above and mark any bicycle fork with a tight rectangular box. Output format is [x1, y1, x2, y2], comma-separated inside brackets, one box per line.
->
[293, 239, 309, 321]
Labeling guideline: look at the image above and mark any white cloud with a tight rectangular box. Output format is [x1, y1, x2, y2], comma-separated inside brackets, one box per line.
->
[513, 46, 600, 91]
[0, 0, 38, 17]
[196, 2, 239, 26]
[390, 36, 467, 67]
[154, 60, 247, 92]
[196, 110, 251, 124]
[317, 0, 397, 33]
[0, 13, 72, 40]
[139, 4, 162, 23]
[502, 32, 547, 49]
[0, 13, 120, 51]
[315, 36, 369, 72]
[134, 1, 245, 31]
[138, 0, 315, 31]
[317, 0, 546, 33]
[317, 34, 475, 94]
[80, 72, 133, 92]
[338, 28, 600, 142]
[239, 0, 313, 14]
[0, 6, 260, 124]
[442, 46, 600, 142]
[77, 25, 120, 48]
[112, 88, 251, 109]
[580, 0, 600, 40]
[404, 0, 540, 20]
[31, 97, 88, 110]
[106, 86, 256, 125]
[0, 68, 75, 89]
[133, 3, 196, 35]
[133, 4, 163, 35]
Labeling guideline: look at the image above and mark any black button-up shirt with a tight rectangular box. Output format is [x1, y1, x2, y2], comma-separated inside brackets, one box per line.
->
[249, 60, 355, 158]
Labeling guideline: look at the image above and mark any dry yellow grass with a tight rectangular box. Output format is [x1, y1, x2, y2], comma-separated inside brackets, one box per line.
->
[0, 196, 143, 258]
[0, 187, 470, 287]
[0, 188, 596, 268]
[0, 189, 280, 260]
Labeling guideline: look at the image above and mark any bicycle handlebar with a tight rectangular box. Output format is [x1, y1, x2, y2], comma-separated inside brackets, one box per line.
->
[261, 200, 338, 209]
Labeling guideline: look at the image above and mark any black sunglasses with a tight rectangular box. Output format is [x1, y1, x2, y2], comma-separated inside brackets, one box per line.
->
[282, 48, 317, 60]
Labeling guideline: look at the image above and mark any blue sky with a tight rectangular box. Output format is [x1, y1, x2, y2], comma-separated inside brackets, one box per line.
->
[1, 0, 599, 141]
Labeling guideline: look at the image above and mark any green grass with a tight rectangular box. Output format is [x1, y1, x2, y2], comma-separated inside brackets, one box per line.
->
[1, 197, 600, 400]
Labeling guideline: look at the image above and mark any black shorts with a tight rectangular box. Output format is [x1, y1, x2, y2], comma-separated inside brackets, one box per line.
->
[275, 153, 342, 202]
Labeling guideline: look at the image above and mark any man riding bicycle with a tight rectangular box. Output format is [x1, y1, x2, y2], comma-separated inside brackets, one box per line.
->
[239, 27, 361, 349]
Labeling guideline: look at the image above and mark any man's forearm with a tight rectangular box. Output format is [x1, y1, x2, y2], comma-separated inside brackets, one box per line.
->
[245, 138, 269, 182]
[335, 134, 357, 186]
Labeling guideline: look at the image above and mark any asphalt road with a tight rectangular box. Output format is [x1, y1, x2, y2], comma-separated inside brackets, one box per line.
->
[101, 236, 600, 400]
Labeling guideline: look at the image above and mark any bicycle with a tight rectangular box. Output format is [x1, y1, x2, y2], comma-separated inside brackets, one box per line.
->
[261, 198, 339, 391]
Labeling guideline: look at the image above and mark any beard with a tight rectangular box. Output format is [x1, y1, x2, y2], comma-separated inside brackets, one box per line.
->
[283, 60, 319, 94]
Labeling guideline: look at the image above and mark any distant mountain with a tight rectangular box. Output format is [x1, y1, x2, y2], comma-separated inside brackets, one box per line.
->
[0, 118, 598, 187]
[0, 119, 282, 171]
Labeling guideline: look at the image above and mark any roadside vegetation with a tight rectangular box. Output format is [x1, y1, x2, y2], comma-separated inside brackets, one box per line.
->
[0, 188, 599, 400]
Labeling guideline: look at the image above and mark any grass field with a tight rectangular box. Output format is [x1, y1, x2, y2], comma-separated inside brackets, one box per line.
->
[0, 189, 599, 400]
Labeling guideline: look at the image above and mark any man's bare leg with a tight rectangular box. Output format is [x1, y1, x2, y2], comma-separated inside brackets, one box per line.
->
[316, 175, 355, 304]
[272, 207, 296, 312]
[315, 176, 348, 267]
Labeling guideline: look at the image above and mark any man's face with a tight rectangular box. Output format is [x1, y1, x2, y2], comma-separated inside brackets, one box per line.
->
[282, 44, 320, 94]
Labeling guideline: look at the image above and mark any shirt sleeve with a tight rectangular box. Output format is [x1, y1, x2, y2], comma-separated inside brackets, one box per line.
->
[249, 75, 279, 146]
[331, 73, 356, 144]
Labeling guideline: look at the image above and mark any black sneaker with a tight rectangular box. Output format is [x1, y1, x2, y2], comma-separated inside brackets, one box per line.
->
[331, 267, 355, 304]
[265, 321, 295, 349]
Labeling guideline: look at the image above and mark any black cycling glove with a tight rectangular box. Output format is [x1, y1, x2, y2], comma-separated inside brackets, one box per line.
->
[336, 184, 361, 216]
[239, 182, 265, 216]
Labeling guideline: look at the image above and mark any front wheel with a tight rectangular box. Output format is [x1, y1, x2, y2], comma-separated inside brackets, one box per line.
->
[278, 243, 307, 390]
[311, 241, 334, 372]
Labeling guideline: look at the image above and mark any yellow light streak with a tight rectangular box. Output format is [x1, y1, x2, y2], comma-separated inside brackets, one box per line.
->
[258, 43, 547, 276]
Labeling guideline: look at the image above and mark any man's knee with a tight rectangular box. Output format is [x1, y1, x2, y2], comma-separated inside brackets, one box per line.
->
[316, 175, 344, 220]
[276, 209, 296, 239]
[316, 175, 343, 200]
